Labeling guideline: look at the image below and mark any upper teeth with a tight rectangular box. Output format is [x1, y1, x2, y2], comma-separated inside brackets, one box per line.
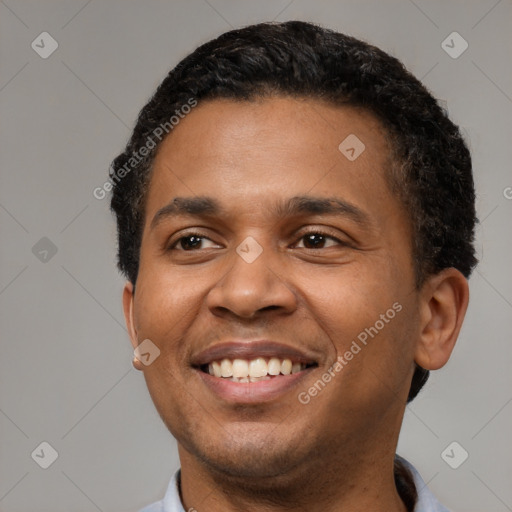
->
[208, 358, 305, 379]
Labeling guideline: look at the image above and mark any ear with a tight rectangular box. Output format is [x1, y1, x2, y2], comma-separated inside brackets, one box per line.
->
[414, 268, 469, 371]
[123, 281, 144, 371]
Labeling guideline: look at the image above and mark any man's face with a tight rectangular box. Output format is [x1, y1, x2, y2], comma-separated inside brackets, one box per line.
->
[125, 97, 422, 477]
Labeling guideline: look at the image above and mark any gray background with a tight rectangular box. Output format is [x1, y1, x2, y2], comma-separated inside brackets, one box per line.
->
[1, 0, 511, 511]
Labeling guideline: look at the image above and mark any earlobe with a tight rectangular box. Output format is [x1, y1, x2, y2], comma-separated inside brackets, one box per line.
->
[122, 281, 144, 371]
[414, 268, 470, 371]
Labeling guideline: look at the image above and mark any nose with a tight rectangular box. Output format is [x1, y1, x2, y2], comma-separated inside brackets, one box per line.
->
[205, 242, 298, 320]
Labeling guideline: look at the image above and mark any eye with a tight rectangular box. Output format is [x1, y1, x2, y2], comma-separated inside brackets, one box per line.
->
[294, 231, 345, 250]
[168, 233, 220, 251]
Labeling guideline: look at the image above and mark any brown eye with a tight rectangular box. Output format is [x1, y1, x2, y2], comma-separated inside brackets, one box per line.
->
[169, 233, 219, 251]
[177, 235, 203, 250]
[295, 232, 342, 249]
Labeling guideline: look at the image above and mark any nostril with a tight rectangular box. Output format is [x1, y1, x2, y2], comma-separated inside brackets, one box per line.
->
[261, 305, 280, 312]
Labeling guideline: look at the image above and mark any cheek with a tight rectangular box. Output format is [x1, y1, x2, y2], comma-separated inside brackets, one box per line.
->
[297, 262, 404, 346]
[131, 269, 211, 391]
[135, 265, 207, 330]
[302, 261, 414, 395]
[131, 271, 205, 423]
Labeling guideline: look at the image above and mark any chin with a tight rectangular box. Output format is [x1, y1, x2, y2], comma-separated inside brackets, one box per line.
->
[203, 448, 297, 480]
[187, 427, 308, 480]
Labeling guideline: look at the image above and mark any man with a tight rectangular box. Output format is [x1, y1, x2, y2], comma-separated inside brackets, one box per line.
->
[109, 21, 476, 512]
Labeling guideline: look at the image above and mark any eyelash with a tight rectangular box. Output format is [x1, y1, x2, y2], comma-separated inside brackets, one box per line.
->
[167, 229, 347, 251]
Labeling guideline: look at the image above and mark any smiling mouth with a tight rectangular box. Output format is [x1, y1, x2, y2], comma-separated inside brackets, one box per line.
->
[199, 357, 318, 383]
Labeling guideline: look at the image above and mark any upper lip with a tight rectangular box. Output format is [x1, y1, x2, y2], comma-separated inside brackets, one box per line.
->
[191, 340, 320, 367]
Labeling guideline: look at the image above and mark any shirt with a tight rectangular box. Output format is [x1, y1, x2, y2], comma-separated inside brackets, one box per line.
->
[138, 456, 451, 512]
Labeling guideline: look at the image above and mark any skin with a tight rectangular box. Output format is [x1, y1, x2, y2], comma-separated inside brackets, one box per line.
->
[123, 97, 469, 511]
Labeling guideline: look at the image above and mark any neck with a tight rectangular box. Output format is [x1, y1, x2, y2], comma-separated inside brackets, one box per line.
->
[178, 445, 409, 512]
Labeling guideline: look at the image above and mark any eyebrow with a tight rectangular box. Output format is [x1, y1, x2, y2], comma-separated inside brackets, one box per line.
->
[150, 195, 371, 230]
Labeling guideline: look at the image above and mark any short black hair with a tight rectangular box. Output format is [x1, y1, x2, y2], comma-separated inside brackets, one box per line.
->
[110, 21, 477, 402]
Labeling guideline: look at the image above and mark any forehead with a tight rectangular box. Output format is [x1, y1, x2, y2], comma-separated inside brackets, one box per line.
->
[145, 96, 397, 225]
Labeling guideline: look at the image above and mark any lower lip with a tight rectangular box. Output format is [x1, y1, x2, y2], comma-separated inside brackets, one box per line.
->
[195, 369, 316, 404]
